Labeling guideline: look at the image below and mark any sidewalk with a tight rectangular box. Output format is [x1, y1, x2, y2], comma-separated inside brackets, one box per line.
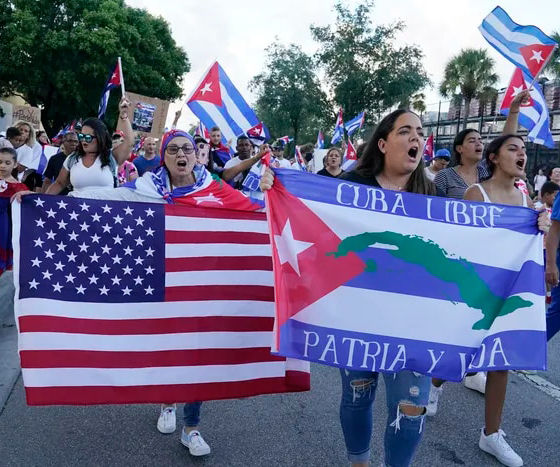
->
[0, 271, 20, 414]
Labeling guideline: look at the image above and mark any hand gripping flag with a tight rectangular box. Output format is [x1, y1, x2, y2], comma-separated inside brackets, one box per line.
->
[98, 60, 123, 119]
[315, 131, 324, 149]
[500, 68, 555, 148]
[265, 170, 546, 381]
[12, 195, 310, 405]
[331, 109, 344, 145]
[341, 139, 358, 171]
[294, 146, 307, 172]
[344, 112, 365, 137]
[423, 134, 434, 162]
[479, 6, 558, 80]
[187, 62, 262, 145]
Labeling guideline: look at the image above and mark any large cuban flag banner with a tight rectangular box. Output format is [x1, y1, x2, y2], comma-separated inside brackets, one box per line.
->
[265, 170, 546, 381]
[187, 62, 268, 145]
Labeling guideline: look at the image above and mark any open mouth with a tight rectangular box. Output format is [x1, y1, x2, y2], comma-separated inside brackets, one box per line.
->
[515, 159, 525, 170]
[177, 160, 187, 167]
[408, 147, 419, 159]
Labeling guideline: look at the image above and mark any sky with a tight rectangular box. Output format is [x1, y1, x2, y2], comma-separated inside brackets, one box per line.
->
[127, 0, 560, 129]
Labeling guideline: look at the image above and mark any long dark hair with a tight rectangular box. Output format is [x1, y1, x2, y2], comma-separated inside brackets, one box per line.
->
[78, 118, 112, 167]
[355, 109, 435, 195]
[452, 129, 480, 165]
[484, 134, 524, 176]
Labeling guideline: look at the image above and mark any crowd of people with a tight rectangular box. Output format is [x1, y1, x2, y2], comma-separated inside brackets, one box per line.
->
[0, 88, 557, 466]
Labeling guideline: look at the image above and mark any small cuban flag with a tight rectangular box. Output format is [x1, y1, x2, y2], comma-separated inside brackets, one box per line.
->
[331, 109, 344, 145]
[246, 121, 270, 147]
[98, 59, 124, 119]
[315, 131, 324, 149]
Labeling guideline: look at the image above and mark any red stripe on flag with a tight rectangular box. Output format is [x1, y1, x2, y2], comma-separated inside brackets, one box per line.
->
[165, 230, 269, 245]
[165, 285, 274, 302]
[18, 316, 274, 335]
[165, 204, 266, 221]
[165, 256, 272, 272]
[20, 348, 284, 368]
[24, 372, 311, 405]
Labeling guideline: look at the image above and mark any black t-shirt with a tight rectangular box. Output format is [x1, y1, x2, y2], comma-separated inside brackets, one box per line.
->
[339, 170, 381, 187]
[43, 151, 70, 195]
[317, 168, 344, 178]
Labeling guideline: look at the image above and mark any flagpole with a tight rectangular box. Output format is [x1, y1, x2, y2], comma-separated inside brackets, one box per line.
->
[118, 56, 126, 96]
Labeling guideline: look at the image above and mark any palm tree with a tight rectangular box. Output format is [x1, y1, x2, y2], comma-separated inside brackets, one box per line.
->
[411, 93, 426, 118]
[439, 49, 498, 129]
[545, 32, 560, 79]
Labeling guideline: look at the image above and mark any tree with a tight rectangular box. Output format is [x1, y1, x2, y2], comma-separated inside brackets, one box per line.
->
[409, 93, 426, 118]
[250, 42, 329, 144]
[439, 48, 498, 129]
[545, 32, 560, 79]
[0, 0, 190, 133]
[310, 1, 429, 123]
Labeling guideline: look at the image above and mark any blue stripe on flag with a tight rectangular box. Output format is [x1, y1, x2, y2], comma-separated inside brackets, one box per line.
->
[218, 64, 260, 125]
[492, 7, 556, 45]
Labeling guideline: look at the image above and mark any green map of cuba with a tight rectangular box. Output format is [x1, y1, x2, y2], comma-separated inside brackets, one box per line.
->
[327, 231, 533, 330]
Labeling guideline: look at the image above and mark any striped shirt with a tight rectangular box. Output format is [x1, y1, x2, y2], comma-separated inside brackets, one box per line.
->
[434, 165, 490, 199]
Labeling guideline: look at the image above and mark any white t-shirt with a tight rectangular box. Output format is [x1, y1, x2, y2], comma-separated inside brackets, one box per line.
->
[534, 174, 547, 192]
[16, 144, 33, 165]
[271, 158, 292, 169]
[424, 166, 436, 182]
[223, 156, 245, 186]
[63, 155, 115, 193]
[18, 142, 59, 171]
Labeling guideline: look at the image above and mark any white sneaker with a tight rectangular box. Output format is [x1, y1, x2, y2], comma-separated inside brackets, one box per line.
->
[181, 429, 211, 456]
[157, 405, 177, 434]
[426, 384, 443, 416]
[479, 428, 523, 467]
[464, 372, 486, 394]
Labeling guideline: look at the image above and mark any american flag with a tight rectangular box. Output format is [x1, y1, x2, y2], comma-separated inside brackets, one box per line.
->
[13, 195, 310, 405]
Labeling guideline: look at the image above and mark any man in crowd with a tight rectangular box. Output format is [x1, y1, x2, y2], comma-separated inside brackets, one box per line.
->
[551, 167, 560, 186]
[271, 143, 292, 169]
[41, 131, 79, 194]
[133, 137, 160, 176]
[0, 127, 23, 150]
[424, 148, 451, 182]
[209, 126, 231, 170]
[223, 136, 268, 192]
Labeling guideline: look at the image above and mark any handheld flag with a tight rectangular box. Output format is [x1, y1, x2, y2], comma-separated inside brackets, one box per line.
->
[341, 139, 358, 171]
[479, 6, 558, 80]
[331, 109, 344, 144]
[265, 170, 546, 380]
[315, 131, 325, 149]
[246, 122, 270, 146]
[98, 60, 123, 119]
[500, 68, 554, 148]
[294, 146, 307, 172]
[423, 134, 434, 162]
[187, 62, 262, 145]
[344, 111, 365, 137]
[278, 136, 293, 146]
[194, 121, 210, 140]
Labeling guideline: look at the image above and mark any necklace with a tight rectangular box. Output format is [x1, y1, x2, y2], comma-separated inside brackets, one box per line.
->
[378, 174, 404, 191]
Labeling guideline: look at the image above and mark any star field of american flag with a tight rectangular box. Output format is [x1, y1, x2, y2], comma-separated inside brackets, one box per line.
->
[19, 196, 165, 302]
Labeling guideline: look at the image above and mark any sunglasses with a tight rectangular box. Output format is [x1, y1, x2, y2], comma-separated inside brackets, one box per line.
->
[77, 133, 96, 144]
[166, 144, 195, 155]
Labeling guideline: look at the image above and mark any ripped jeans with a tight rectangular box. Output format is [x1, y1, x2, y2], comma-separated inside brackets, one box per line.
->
[339, 368, 430, 466]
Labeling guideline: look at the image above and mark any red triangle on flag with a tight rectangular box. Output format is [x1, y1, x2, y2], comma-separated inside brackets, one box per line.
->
[520, 44, 556, 78]
[108, 63, 121, 87]
[500, 67, 534, 111]
[345, 140, 357, 161]
[266, 179, 365, 332]
[187, 62, 223, 106]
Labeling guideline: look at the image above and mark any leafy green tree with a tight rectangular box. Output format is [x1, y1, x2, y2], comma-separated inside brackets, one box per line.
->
[250, 42, 329, 144]
[310, 1, 429, 122]
[439, 48, 498, 129]
[0, 0, 190, 133]
[545, 32, 560, 79]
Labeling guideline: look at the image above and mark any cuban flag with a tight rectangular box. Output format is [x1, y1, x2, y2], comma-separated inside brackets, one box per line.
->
[331, 109, 344, 145]
[479, 6, 558, 80]
[187, 62, 262, 145]
[500, 68, 555, 148]
[246, 121, 270, 147]
[344, 111, 365, 137]
[294, 146, 307, 172]
[278, 136, 293, 146]
[194, 121, 210, 140]
[341, 139, 358, 171]
[423, 134, 434, 162]
[265, 170, 546, 381]
[315, 131, 324, 149]
[98, 60, 122, 119]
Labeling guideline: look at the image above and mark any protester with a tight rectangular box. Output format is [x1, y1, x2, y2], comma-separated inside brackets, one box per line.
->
[41, 131, 79, 194]
[117, 159, 138, 185]
[462, 134, 546, 467]
[45, 97, 134, 195]
[550, 167, 560, 185]
[209, 126, 231, 170]
[534, 168, 548, 196]
[0, 127, 22, 150]
[13, 121, 36, 174]
[317, 147, 344, 178]
[0, 148, 25, 189]
[222, 135, 268, 190]
[271, 143, 292, 169]
[263, 109, 433, 466]
[133, 136, 160, 176]
[194, 136, 212, 172]
[535, 181, 559, 211]
[424, 148, 450, 181]
[36, 131, 50, 146]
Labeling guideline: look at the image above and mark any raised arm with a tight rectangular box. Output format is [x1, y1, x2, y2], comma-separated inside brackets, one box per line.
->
[222, 145, 270, 182]
[113, 96, 134, 165]
[502, 89, 531, 135]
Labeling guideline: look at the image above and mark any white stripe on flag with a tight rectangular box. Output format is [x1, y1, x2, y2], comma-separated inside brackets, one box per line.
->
[165, 215, 268, 233]
[165, 243, 271, 258]
[486, 12, 547, 46]
[22, 361, 288, 387]
[19, 331, 273, 352]
[16, 298, 274, 320]
[198, 101, 237, 142]
[479, 27, 525, 65]
[165, 270, 273, 287]
[220, 83, 254, 132]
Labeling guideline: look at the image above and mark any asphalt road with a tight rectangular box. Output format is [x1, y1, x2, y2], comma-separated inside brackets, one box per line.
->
[1, 336, 559, 466]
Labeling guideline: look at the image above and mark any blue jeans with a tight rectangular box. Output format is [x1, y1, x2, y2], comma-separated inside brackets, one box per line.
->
[339, 369, 430, 466]
[547, 249, 560, 341]
[183, 402, 202, 427]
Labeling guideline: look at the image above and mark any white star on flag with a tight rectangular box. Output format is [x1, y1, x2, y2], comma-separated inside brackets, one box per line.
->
[530, 50, 544, 63]
[511, 85, 525, 98]
[200, 82, 212, 95]
[273, 219, 313, 276]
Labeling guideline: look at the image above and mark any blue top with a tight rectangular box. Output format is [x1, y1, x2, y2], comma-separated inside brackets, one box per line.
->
[133, 155, 161, 176]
